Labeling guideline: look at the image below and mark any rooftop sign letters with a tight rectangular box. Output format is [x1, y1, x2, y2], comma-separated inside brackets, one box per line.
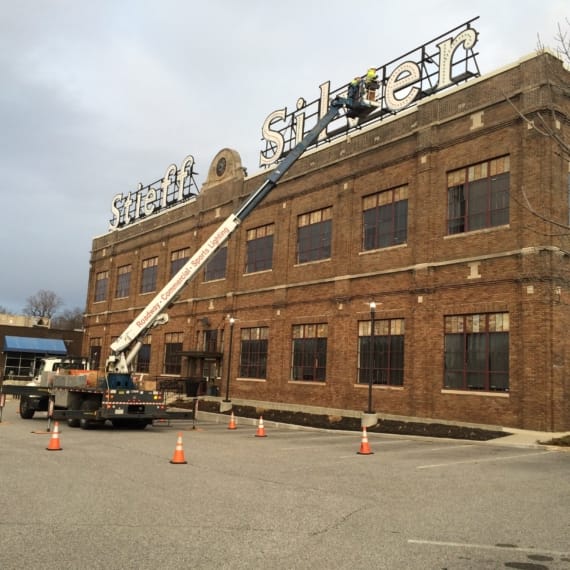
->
[259, 18, 480, 167]
[109, 155, 198, 230]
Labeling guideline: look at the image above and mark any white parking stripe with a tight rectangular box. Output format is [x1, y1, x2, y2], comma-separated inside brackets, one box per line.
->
[408, 539, 570, 557]
[416, 449, 553, 469]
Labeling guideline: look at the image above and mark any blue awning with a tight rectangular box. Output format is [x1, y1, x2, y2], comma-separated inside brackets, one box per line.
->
[3, 336, 68, 355]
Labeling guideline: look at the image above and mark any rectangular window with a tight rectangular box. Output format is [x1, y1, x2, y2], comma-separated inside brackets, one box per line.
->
[204, 329, 219, 353]
[297, 207, 332, 263]
[205, 245, 227, 281]
[363, 186, 408, 250]
[444, 313, 509, 392]
[135, 335, 151, 373]
[245, 224, 274, 273]
[89, 338, 102, 370]
[115, 265, 131, 298]
[238, 326, 268, 378]
[291, 323, 328, 381]
[140, 257, 158, 293]
[447, 156, 510, 235]
[358, 318, 404, 386]
[164, 332, 183, 375]
[4, 353, 36, 378]
[170, 248, 190, 278]
[94, 271, 109, 302]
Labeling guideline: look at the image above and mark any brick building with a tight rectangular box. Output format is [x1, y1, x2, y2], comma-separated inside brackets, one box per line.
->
[84, 51, 570, 432]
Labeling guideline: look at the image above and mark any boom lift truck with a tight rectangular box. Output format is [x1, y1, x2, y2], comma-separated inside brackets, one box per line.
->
[0, 86, 373, 430]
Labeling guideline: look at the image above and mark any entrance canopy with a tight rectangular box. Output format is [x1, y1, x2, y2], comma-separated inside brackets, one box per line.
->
[3, 336, 67, 355]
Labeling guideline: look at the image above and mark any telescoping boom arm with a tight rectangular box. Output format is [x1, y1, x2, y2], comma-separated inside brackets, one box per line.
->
[107, 94, 367, 374]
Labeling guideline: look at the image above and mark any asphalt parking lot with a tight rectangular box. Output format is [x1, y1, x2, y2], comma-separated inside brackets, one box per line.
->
[1, 399, 569, 570]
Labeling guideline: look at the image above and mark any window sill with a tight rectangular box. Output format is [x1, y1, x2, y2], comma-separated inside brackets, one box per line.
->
[441, 389, 509, 398]
[288, 380, 326, 385]
[236, 377, 266, 382]
[294, 258, 331, 267]
[242, 269, 272, 276]
[359, 243, 407, 255]
[354, 383, 404, 390]
[444, 224, 510, 239]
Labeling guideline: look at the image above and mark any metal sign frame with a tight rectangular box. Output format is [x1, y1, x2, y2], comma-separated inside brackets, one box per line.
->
[259, 18, 480, 167]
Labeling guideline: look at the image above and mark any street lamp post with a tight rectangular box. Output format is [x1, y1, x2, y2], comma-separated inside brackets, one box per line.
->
[367, 301, 376, 414]
[223, 317, 235, 402]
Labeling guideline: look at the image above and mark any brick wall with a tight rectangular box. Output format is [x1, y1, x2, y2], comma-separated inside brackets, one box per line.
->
[85, 53, 570, 431]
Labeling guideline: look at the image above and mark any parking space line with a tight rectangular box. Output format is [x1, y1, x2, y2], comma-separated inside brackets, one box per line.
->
[416, 449, 553, 469]
[408, 539, 570, 557]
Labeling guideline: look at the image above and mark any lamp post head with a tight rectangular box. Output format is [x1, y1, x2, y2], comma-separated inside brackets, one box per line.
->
[369, 301, 376, 312]
[229, 317, 235, 326]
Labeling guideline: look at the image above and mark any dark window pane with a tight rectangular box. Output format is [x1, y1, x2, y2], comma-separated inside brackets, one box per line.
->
[444, 320, 509, 391]
[205, 247, 227, 281]
[298, 220, 331, 263]
[246, 235, 273, 273]
[447, 164, 510, 235]
[447, 185, 466, 234]
[239, 332, 268, 378]
[164, 343, 182, 374]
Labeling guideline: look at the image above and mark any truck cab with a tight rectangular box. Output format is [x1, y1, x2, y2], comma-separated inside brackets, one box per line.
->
[27, 356, 90, 386]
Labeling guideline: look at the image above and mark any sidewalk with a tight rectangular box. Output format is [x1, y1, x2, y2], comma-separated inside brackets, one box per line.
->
[485, 427, 570, 449]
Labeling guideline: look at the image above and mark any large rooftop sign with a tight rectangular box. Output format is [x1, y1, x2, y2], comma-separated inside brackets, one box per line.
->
[259, 18, 480, 167]
[109, 155, 198, 230]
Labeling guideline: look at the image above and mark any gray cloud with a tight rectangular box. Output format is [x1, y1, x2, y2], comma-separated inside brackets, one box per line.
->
[0, 0, 567, 313]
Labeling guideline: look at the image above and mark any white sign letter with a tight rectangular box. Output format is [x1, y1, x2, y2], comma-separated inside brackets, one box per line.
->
[259, 108, 287, 166]
[177, 155, 194, 200]
[109, 193, 124, 230]
[143, 187, 157, 217]
[437, 28, 478, 89]
[317, 81, 331, 142]
[385, 61, 421, 111]
[161, 164, 177, 208]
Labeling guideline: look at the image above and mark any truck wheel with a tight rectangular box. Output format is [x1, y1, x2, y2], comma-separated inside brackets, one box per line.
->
[19, 397, 35, 419]
[79, 400, 100, 430]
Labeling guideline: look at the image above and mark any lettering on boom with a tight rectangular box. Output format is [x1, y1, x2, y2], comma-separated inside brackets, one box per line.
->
[259, 18, 480, 167]
[109, 155, 199, 230]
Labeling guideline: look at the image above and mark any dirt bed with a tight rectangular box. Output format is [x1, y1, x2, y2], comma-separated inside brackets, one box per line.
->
[173, 399, 509, 441]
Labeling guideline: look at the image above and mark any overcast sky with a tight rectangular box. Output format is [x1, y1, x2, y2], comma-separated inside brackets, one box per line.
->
[0, 0, 567, 315]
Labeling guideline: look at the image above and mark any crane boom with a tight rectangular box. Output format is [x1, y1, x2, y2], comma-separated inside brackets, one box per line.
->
[107, 93, 371, 376]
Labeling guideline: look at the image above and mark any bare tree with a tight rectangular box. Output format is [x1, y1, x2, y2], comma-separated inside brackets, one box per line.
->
[51, 307, 85, 330]
[23, 290, 63, 319]
[501, 22, 570, 238]
[540, 18, 570, 63]
[0, 304, 12, 314]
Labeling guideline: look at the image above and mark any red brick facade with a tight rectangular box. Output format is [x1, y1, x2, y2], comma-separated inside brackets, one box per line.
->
[85, 52, 570, 431]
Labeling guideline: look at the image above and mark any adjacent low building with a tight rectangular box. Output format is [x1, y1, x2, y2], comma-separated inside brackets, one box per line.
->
[0, 314, 84, 380]
[84, 50, 570, 432]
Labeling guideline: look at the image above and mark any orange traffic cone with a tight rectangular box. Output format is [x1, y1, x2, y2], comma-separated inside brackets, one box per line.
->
[46, 421, 62, 451]
[357, 425, 374, 455]
[170, 432, 188, 464]
[255, 416, 267, 438]
[228, 412, 237, 430]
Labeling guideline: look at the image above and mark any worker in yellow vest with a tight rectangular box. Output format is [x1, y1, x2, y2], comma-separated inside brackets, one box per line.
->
[364, 67, 379, 101]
